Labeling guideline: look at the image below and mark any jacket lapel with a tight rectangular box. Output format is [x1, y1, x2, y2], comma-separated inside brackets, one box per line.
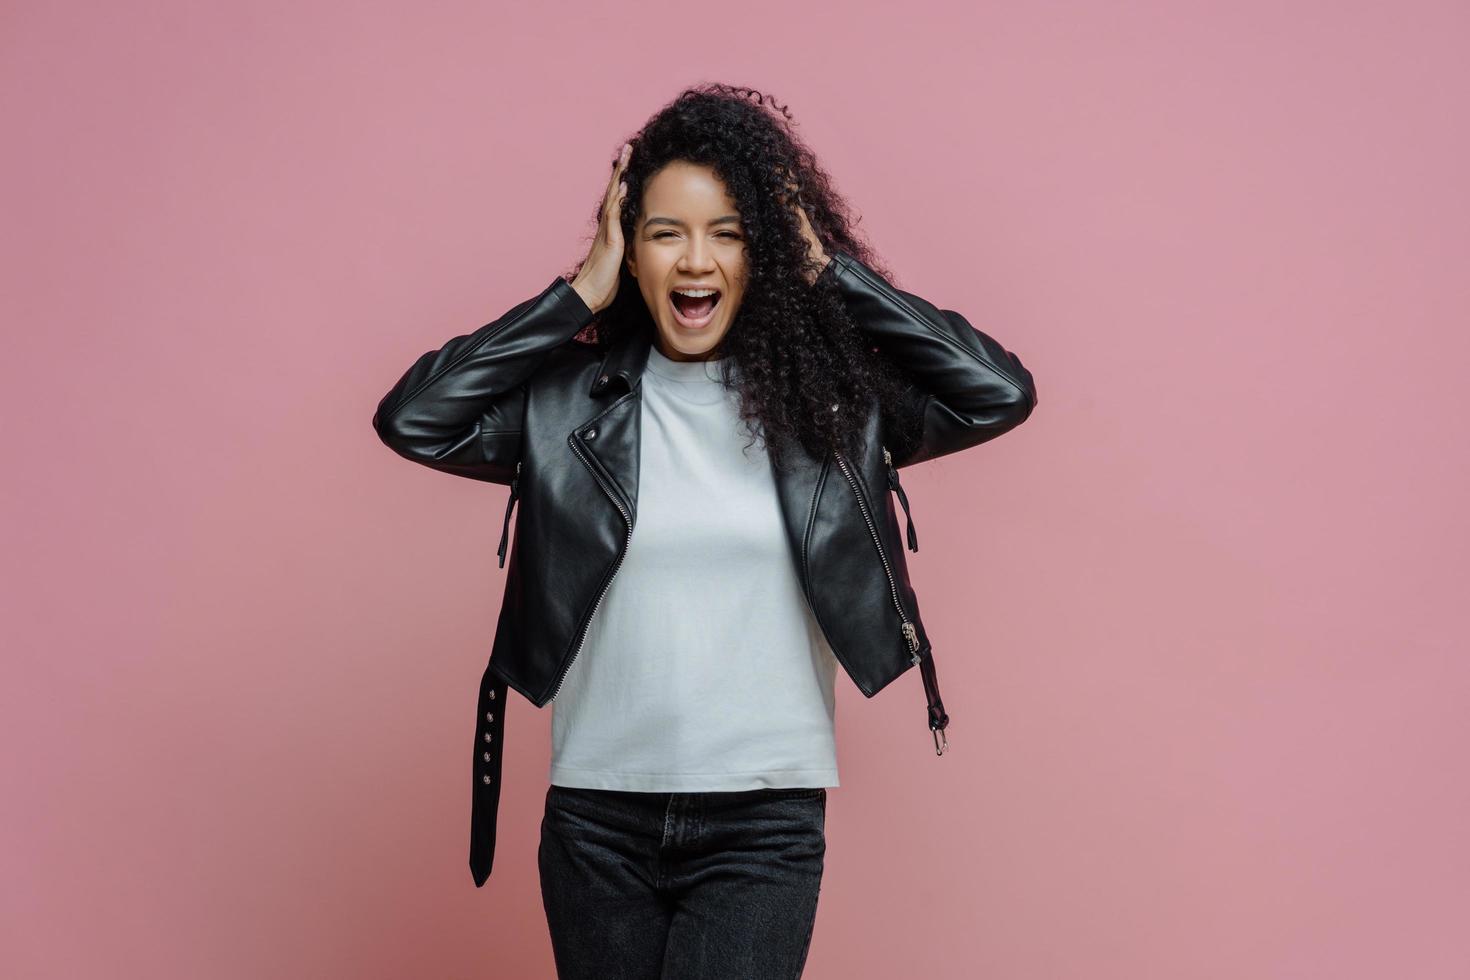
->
[572, 321, 826, 562]
[571, 323, 653, 520]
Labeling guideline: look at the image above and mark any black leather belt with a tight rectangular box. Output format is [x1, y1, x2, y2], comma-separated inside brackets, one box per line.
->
[920, 654, 950, 755]
[468, 674, 508, 886]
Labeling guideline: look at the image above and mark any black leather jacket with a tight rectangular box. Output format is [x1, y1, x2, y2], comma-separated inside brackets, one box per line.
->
[372, 250, 1038, 886]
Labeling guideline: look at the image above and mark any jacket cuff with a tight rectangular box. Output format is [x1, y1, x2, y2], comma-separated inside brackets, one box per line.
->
[549, 276, 598, 327]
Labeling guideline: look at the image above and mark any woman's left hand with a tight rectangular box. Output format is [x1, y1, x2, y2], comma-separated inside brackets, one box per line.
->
[782, 180, 830, 285]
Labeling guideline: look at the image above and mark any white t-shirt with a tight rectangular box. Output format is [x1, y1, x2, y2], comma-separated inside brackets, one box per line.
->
[548, 343, 840, 791]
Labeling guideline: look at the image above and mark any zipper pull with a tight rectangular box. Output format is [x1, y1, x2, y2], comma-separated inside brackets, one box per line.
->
[917, 647, 950, 755]
[902, 620, 921, 664]
[497, 460, 521, 568]
[883, 446, 918, 553]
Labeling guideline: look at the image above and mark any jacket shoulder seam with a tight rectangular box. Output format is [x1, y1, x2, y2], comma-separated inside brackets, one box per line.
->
[837, 257, 1032, 402]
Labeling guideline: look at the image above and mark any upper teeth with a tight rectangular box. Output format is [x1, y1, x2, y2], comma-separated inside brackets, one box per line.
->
[673, 288, 718, 297]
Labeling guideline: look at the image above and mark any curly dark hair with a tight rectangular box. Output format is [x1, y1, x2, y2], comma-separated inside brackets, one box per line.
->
[560, 82, 924, 474]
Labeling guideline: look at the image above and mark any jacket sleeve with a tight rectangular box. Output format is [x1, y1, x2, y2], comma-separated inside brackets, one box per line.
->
[824, 250, 1038, 469]
[372, 275, 597, 485]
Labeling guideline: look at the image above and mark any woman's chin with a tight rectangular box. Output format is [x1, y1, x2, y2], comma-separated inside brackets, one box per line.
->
[655, 324, 726, 360]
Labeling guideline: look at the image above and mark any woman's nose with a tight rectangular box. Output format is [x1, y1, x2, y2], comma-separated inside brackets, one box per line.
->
[678, 238, 716, 270]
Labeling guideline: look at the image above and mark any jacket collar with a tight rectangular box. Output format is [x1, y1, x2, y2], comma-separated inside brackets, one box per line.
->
[590, 321, 654, 397]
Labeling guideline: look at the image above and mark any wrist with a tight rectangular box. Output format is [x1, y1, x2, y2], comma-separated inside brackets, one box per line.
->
[570, 279, 601, 315]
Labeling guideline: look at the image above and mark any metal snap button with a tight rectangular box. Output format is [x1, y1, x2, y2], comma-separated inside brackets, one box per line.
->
[486, 711, 494, 722]
[584, 427, 598, 439]
[483, 732, 493, 743]
[488, 690, 495, 700]
[483, 751, 491, 762]
[483, 774, 492, 784]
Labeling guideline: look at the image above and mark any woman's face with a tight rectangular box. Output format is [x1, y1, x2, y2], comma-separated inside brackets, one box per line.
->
[626, 161, 748, 362]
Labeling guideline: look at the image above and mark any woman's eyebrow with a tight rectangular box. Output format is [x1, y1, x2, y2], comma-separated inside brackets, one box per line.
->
[644, 215, 742, 228]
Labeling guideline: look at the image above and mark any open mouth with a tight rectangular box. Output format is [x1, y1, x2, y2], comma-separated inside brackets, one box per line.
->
[668, 287, 722, 329]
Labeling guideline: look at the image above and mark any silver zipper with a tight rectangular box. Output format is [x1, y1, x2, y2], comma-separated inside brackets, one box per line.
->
[833, 450, 923, 666]
[548, 433, 633, 703]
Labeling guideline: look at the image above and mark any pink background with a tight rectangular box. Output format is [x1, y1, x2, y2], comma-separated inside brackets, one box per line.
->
[4, 2, 1466, 977]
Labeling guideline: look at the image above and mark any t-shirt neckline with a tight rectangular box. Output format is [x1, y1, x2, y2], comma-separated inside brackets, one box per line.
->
[645, 344, 731, 384]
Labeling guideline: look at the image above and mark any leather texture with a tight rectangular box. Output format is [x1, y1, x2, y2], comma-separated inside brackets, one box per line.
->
[372, 250, 1038, 886]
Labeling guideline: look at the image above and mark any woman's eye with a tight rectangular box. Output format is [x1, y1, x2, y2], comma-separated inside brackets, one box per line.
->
[652, 231, 742, 240]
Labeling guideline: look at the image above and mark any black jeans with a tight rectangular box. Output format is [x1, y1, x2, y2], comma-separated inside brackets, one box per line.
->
[538, 784, 828, 980]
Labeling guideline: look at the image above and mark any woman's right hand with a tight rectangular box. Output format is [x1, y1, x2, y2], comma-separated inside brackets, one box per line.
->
[570, 142, 632, 315]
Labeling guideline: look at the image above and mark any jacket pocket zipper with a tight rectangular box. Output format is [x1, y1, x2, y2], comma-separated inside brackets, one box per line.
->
[883, 446, 918, 553]
[550, 435, 633, 702]
[838, 449, 949, 755]
[496, 460, 521, 569]
[834, 450, 923, 666]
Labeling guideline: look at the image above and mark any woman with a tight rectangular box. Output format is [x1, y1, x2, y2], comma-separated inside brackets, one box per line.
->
[372, 83, 1038, 979]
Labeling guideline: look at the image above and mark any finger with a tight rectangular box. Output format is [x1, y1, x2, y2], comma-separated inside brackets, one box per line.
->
[600, 181, 627, 244]
[608, 142, 631, 183]
[603, 145, 627, 200]
[608, 181, 628, 241]
[602, 171, 623, 221]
